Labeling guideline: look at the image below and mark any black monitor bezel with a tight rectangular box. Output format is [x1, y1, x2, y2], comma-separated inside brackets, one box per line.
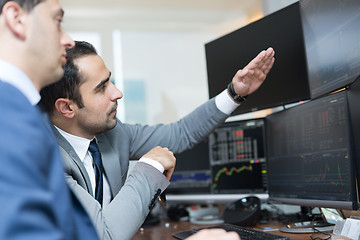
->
[205, 2, 310, 116]
[266, 90, 359, 210]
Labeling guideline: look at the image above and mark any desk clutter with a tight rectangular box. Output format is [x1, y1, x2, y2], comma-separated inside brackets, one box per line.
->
[162, 198, 360, 239]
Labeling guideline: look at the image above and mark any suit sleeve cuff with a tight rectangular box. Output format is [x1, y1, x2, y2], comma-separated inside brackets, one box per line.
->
[215, 89, 241, 115]
[139, 157, 165, 173]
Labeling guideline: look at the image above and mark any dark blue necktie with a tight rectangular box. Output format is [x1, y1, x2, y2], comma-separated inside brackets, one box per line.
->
[88, 139, 103, 206]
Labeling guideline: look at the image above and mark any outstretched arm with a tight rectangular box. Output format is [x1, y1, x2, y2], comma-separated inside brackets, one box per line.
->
[232, 47, 275, 98]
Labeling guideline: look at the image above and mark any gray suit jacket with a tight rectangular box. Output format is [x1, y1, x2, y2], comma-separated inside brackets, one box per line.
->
[53, 98, 229, 240]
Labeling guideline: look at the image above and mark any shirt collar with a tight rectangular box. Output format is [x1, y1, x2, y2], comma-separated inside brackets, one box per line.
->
[0, 59, 40, 106]
[55, 125, 94, 163]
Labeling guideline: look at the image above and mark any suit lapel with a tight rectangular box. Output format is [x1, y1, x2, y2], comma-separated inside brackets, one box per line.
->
[52, 126, 94, 196]
[96, 134, 123, 197]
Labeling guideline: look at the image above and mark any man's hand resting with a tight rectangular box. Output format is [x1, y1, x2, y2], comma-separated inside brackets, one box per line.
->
[142, 146, 176, 180]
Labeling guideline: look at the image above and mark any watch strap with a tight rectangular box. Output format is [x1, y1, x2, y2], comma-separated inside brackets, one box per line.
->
[227, 82, 247, 104]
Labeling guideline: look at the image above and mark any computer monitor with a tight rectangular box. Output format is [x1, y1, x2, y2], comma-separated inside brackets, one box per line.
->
[266, 90, 359, 210]
[205, 2, 310, 115]
[167, 119, 269, 204]
[300, 0, 360, 99]
[347, 78, 360, 202]
[209, 118, 267, 194]
[167, 139, 211, 195]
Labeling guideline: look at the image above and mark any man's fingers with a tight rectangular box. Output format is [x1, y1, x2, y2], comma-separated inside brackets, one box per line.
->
[245, 47, 274, 71]
[237, 68, 248, 78]
[142, 146, 176, 174]
[264, 47, 275, 59]
[260, 55, 275, 73]
[164, 168, 174, 181]
[263, 57, 275, 75]
[246, 50, 265, 69]
[232, 47, 275, 96]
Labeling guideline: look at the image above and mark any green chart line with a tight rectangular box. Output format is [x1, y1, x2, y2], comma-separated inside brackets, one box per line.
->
[212, 165, 253, 189]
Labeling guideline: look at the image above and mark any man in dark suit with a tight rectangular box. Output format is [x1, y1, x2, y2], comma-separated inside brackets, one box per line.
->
[0, 0, 99, 239]
[40, 40, 274, 240]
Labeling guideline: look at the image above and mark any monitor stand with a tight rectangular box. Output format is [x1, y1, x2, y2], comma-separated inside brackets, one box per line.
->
[279, 207, 334, 233]
[279, 220, 334, 233]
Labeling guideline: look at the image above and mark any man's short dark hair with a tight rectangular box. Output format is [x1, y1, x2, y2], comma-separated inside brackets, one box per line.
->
[0, 0, 45, 14]
[40, 41, 98, 114]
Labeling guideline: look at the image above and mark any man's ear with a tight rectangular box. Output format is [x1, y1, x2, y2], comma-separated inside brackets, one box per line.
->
[2, 1, 28, 40]
[55, 98, 76, 118]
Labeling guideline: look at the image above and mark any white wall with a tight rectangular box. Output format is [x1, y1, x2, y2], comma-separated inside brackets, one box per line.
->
[119, 31, 217, 124]
[262, 0, 298, 15]
[62, 3, 261, 125]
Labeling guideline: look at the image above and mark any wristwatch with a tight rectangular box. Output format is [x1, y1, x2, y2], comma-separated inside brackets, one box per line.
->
[227, 82, 247, 104]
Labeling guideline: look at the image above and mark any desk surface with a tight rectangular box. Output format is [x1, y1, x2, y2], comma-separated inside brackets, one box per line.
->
[131, 220, 345, 240]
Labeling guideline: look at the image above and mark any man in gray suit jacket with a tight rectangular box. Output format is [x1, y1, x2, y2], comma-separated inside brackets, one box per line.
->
[40, 41, 275, 240]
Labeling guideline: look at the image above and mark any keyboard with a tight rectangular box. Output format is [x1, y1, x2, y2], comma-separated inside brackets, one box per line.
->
[172, 223, 289, 240]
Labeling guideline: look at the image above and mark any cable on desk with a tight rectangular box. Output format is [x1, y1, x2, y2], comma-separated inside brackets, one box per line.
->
[309, 228, 331, 240]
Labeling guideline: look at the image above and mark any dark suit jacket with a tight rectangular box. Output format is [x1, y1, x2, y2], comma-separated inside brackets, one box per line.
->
[0, 81, 98, 240]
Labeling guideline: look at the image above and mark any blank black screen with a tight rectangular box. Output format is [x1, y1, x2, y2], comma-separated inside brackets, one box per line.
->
[300, 0, 360, 99]
[205, 2, 310, 115]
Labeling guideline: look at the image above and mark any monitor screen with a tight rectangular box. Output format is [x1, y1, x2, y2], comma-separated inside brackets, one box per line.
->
[167, 139, 211, 195]
[209, 118, 267, 194]
[266, 90, 359, 210]
[300, 0, 360, 99]
[167, 119, 269, 204]
[205, 2, 310, 115]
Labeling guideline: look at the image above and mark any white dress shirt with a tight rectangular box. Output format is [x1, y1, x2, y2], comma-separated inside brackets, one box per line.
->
[215, 89, 241, 115]
[55, 126, 113, 207]
[0, 59, 40, 106]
